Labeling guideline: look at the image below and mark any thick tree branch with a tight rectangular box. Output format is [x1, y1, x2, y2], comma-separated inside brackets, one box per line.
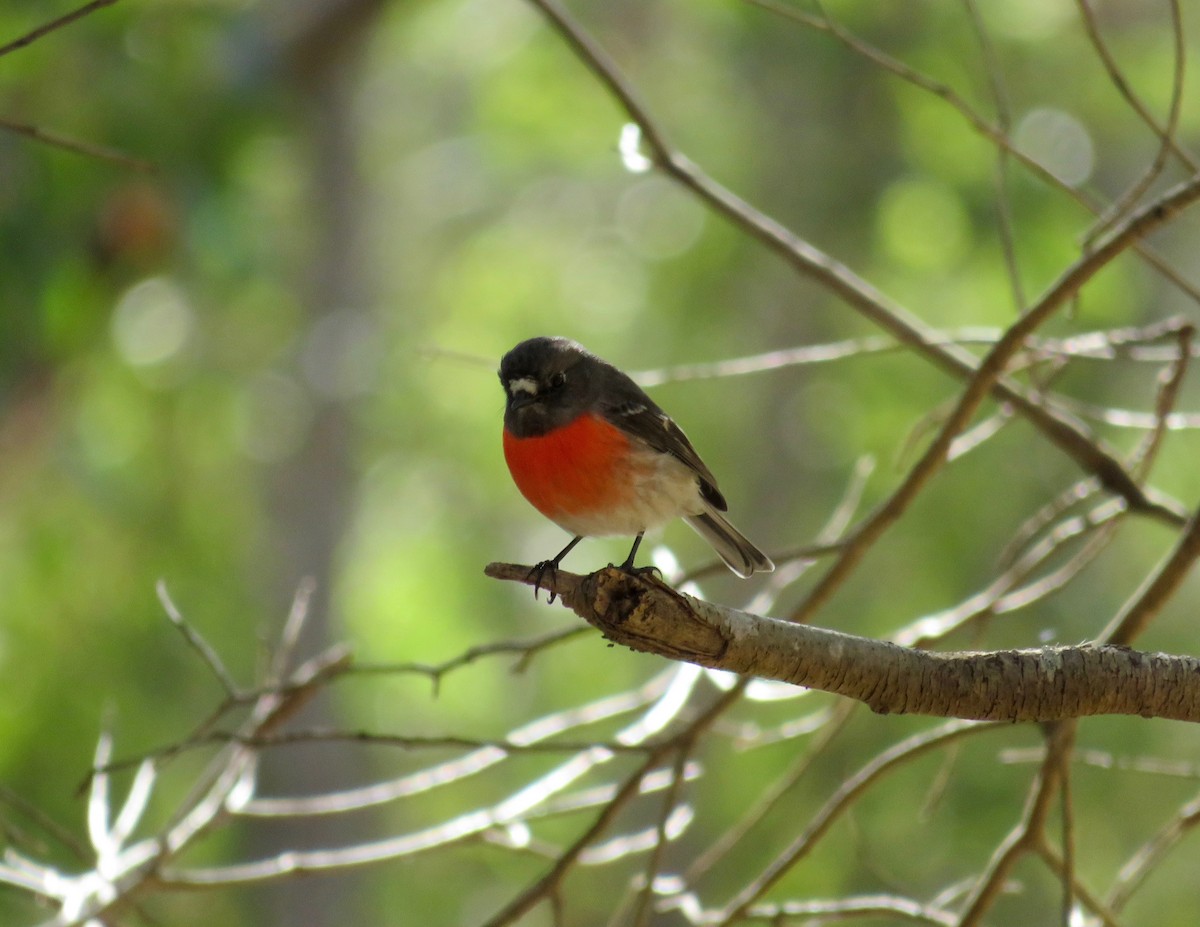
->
[487, 564, 1200, 724]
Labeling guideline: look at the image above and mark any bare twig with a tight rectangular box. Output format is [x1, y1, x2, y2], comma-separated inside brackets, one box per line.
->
[0, 117, 157, 172]
[957, 721, 1077, 927]
[791, 171, 1200, 622]
[1000, 747, 1200, 781]
[1129, 325, 1194, 478]
[895, 497, 1125, 647]
[1076, 0, 1197, 244]
[189, 728, 655, 755]
[522, 0, 1188, 529]
[747, 0, 1200, 308]
[482, 684, 746, 927]
[714, 720, 997, 924]
[157, 581, 241, 699]
[740, 895, 958, 926]
[1107, 790, 1200, 913]
[681, 699, 857, 887]
[629, 745, 692, 927]
[633, 319, 1200, 388]
[962, 0, 1026, 312]
[241, 671, 674, 817]
[1100, 502, 1200, 646]
[1036, 843, 1125, 927]
[352, 626, 590, 693]
[269, 577, 318, 683]
[0, 0, 120, 58]
[0, 783, 90, 861]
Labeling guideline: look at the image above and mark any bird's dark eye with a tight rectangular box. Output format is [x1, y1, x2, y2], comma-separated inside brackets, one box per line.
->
[549, 371, 566, 389]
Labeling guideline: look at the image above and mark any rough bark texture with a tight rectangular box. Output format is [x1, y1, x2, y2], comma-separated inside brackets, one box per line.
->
[486, 563, 1200, 723]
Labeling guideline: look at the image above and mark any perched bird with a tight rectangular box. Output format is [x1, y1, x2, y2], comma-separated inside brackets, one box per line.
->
[499, 336, 773, 591]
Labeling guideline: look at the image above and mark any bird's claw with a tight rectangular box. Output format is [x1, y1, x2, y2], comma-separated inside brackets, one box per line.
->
[525, 552, 662, 604]
[526, 559, 561, 603]
[615, 561, 663, 582]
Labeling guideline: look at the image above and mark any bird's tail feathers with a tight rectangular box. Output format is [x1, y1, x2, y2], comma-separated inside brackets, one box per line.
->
[684, 509, 774, 578]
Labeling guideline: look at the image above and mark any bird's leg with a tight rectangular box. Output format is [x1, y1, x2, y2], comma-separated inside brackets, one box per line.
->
[619, 533, 644, 571]
[528, 535, 582, 603]
[617, 532, 663, 580]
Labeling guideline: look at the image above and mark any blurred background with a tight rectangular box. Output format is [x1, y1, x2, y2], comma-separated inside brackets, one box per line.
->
[2, 0, 1200, 924]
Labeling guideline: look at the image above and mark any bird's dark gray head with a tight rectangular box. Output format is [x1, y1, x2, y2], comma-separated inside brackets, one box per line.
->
[499, 336, 602, 438]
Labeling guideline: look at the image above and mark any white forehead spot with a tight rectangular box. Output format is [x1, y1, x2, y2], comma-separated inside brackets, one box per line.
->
[508, 377, 539, 396]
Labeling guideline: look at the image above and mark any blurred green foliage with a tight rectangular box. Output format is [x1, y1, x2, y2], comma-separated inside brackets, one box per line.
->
[1, 0, 1199, 924]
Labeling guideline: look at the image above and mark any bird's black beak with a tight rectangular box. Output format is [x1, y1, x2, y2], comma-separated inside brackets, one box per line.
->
[508, 391, 537, 411]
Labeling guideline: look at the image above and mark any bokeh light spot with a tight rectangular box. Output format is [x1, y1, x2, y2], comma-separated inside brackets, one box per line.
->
[233, 372, 314, 463]
[111, 276, 194, 369]
[1015, 107, 1095, 188]
[876, 177, 971, 270]
[617, 177, 705, 261]
[559, 239, 647, 333]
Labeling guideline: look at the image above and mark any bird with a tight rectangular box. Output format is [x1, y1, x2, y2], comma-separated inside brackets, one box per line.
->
[499, 336, 773, 594]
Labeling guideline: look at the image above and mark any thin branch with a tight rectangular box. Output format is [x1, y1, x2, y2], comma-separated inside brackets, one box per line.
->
[0, 0, 120, 58]
[790, 171, 1200, 622]
[999, 479, 1105, 569]
[1107, 790, 1200, 913]
[1101, 499, 1200, 646]
[269, 577, 318, 683]
[0, 783, 90, 861]
[522, 0, 1187, 529]
[895, 496, 1125, 648]
[987, 511, 1122, 615]
[157, 581, 241, 699]
[632, 321, 1200, 386]
[747, 0, 1200, 308]
[241, 671, 673, 817]
[632, 331, 987, 386]
[1057, 734, 1077, 927]
[1051, 397, 1200, 431]
[0, 117, 157, 173]
[352, 626, 590, 693]
[962, 0, 1026, 312]
[481, 684, 746, 927]
[1129, 324, 1194, 478]
[195, 728, 656, 755]
[1000, 747, 1200, 781]
[1081, 0, 1189, 244]
[86, 728, 116, 859]
[713, 720, 998, 924]
[629, 745, 692, 927]
[681, 699, 857, 887]
[956, 721, 1077, 927]
[1035, 843, 1125, 927]
[166, 759, 704, 893]
[741, 894, 958, 926]
[1075, 0, 1196, 177]
[85, 657, 355, 789]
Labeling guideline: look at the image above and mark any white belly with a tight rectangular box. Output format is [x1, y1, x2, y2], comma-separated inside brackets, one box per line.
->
[552, 448, 705, 538]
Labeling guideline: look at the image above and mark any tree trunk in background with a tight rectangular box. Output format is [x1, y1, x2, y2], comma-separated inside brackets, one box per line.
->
[254, 2, 384, 924]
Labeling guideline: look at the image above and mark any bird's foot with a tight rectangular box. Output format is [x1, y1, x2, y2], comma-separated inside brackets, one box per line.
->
[526, 559, 561, 603]
[614, 558, 663, 582]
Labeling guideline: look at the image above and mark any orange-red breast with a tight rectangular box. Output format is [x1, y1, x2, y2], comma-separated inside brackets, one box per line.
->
[500, 336, 773, 587]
